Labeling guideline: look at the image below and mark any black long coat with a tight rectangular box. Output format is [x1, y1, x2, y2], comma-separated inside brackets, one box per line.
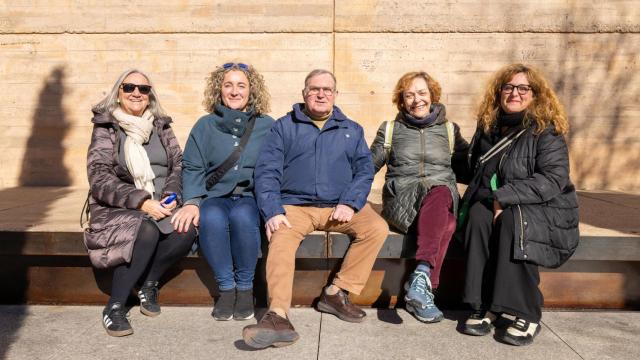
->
[463, 125, 579, 268]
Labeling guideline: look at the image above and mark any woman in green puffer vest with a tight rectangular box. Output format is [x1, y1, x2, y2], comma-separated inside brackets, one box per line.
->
[370, 71, 468, 323]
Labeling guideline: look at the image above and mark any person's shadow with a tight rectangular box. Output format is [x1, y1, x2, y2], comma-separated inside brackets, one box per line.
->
[0, 65, 72, 359]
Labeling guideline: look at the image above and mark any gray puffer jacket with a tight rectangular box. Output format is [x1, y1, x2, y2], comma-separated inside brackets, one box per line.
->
[83, 110, 183, 269]
[370, 103, 469, 233]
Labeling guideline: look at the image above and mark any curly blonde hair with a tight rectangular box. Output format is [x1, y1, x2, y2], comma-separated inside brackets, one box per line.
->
[202, 63, 271, 114]
[476, 63, 569, 135]
[391, 71, 442, 112]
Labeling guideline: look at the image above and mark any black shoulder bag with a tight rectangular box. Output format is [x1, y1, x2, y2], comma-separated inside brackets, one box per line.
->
[205, 114, 257, 191]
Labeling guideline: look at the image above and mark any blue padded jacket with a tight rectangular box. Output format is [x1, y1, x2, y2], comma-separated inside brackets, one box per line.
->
[255, 103, 374, 220]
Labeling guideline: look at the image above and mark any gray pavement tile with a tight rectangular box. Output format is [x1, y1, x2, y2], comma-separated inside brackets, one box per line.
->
[0, 305, 99, 360]
[41, 306, 320, 360]
[541, 311, 640, 360]
[5, 306, 638, 360]
[318, 309, 583, 360]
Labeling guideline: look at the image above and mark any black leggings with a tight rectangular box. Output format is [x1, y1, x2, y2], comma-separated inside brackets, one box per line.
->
[462, 200, 543, 323]
[109, 220, 196, 305]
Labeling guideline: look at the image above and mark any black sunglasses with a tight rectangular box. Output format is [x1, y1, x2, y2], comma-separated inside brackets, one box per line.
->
[222, 63, 249, 70]
[121, 83, 152, 95]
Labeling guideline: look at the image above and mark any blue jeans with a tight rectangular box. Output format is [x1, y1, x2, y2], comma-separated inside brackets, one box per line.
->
[199, 196, 261, 291]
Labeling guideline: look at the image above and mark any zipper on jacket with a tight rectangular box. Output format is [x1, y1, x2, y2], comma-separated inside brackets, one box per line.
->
[497, 151, 507, 179]
[158, 124, 172, 176]
[467, 131, 478, 172]
[419, 129, 425, 177]
[516, 204, 525, 254]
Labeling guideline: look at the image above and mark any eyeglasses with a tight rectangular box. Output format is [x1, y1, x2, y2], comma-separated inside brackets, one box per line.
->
[121, 83, 152, 95]
[305, 86, 335, 96]
[501, 84, 532, 95]
[222, 63, 249, 70]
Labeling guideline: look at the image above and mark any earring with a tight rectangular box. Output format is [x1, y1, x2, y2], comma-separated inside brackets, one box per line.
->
[117, 99, 120, 103]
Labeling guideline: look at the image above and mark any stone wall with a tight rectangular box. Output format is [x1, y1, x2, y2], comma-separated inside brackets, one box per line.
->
[1, 1, 638, 191]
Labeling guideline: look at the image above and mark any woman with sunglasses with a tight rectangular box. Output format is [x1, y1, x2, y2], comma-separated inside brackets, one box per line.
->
[370, 71, 469, 324]
[85, 69, 196, 337]
[171, 62, 273, 321]
[460, 63, 579, 346]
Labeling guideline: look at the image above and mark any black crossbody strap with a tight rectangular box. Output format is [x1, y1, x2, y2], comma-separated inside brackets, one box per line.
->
[205, 114, 257, 191]
[478, 128, 527, 165]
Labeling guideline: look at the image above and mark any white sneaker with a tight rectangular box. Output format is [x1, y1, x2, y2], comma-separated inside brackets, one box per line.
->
[501, 318, 540, 346]
[462, 309, 498, 336]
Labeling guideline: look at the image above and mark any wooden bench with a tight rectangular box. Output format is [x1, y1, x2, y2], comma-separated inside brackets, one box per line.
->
[1, 187, 639, 309]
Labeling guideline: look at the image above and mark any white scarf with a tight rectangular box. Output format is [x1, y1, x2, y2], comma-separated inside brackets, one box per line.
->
[112, 107, 156, 196]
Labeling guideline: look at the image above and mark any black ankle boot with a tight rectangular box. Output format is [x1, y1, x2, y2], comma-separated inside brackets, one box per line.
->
[234, 288, 255, 320]
[212, 289, 235, 321]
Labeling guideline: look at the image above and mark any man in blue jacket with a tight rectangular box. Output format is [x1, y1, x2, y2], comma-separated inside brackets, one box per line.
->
[242, 69, 388, 349]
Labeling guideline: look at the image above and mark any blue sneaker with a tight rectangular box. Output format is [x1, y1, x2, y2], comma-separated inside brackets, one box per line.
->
[404, 269, 443, 323]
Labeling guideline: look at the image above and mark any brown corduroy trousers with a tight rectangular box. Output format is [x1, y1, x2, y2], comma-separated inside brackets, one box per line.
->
[266, 204, 388, 313]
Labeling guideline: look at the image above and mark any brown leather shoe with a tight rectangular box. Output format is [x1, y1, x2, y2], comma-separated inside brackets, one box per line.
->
[242, 311, 299, 349]
[316, 289, 366, 323]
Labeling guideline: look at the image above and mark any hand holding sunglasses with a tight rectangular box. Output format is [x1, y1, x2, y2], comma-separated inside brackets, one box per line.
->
[120, 83, 152, 95]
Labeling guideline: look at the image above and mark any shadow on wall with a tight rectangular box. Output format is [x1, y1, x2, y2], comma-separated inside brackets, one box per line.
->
[19, 65, 72, 186]
[495, 1, 639, 192]
[556, 4, 640, 191]
[0, 65, 72, 359]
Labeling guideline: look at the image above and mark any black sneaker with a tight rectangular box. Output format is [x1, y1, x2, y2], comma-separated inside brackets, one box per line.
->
[234, 289, 255, 320]
[500, 318, 541, 346]
[212, 289, 235, 321]
[137, 280, 160, 317]
[462, 309, 498, 336]
[102, 302, 133, 337]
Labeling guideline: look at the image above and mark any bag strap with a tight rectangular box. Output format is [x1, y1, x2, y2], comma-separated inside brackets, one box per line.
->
[477, 128, 527, 166]
[385, 120, 455, 158]
[205, 114, 257, 191]
[445, 121, 455, 154]
[383, 120, 395, 161]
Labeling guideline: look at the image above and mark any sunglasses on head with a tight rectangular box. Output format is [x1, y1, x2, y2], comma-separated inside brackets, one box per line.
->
[222, 63, 249, 70]
[121, 83, 152, 95]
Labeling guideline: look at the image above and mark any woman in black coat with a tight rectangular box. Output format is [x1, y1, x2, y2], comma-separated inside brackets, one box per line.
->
[460, 63, 579, 346]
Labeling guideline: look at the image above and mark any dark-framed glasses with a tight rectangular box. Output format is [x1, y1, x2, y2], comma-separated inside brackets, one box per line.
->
[306, 86, 335, 96]
[501, 84, 532, 95]
[121, 83, 152, 95]
[222, 63, 249, 70]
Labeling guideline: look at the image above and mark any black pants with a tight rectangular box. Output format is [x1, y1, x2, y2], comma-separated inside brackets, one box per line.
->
[462, 200, 543, 322]
[109, 220, 197, 305]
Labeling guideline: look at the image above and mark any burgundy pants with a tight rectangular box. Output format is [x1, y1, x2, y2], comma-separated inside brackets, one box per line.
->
[415, 186, 456, 289]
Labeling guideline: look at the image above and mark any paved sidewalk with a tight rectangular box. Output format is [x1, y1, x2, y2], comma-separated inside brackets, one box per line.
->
[1, 306, 638, 360]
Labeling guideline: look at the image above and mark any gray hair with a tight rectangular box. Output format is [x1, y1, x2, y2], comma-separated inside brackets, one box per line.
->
[93, 68, 167, 118]
[304, 69, 337, 90]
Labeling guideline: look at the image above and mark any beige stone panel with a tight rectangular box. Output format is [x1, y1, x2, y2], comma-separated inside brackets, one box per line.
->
[569, 140, 640, 191]
[335, 0, 639, 33]
[0, 33, 332, 188]
[335, 33, 640, 192]
[0, 0, 333, 33]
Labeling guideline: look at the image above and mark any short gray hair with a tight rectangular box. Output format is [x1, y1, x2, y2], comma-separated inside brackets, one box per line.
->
[304, 69, 337, 90]
[93, 68, 167, 118]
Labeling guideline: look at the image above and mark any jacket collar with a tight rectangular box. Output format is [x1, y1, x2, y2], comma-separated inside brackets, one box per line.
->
[212, 104, 255, 135]
[292, 103, 348, 124]
[397, 102, 447, 128]
[91, 109, 172, 127]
